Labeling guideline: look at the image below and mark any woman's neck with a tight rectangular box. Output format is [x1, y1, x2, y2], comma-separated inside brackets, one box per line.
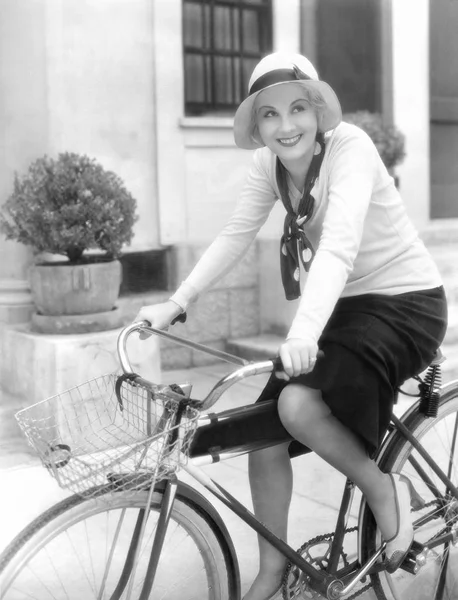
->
[280, 139, 316, 190]
[281, 153, 314, 192]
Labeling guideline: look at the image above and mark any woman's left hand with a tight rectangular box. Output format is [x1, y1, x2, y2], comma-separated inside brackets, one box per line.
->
[277, 338, 319, 380]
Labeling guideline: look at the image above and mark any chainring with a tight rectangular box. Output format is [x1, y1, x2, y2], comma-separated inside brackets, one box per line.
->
[281, 529, 373, 600]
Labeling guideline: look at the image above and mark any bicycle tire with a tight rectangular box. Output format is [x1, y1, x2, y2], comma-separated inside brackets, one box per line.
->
[359, 381, 458, 600]
[0, 480, 240, 600]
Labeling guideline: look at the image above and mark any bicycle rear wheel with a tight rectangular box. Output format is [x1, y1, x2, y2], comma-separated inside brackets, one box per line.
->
[360, 383, 458, 600]
[0, 481, 239, 600]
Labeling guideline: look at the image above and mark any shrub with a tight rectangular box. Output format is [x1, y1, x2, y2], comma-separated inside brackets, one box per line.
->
[0, 152, 138, 263]
[344, 111, 406, 171]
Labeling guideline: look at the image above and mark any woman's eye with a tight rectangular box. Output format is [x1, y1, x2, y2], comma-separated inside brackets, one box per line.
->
[263, 110, 277, 118]
[292, 104, 307, 113]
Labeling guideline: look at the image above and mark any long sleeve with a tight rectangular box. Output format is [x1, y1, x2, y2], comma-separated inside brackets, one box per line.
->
[287, 129, 377, 343]
[170, 150, 278, 310]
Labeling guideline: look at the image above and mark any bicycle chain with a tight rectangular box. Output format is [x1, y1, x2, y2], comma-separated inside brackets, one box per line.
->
[281, 498, 453, 600]
[281, 526, 373, 600]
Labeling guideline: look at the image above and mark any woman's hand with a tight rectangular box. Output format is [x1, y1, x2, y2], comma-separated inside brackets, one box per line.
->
[134, 301, 184, 339]
[277, 338, 319, 380]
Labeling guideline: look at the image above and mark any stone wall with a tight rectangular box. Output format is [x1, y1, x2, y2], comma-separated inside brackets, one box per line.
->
[158, 243, 260, 369]
[117, 241, 260, 370]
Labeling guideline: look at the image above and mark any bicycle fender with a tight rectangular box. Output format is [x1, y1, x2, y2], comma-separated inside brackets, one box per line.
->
[154, 478, 242, 600]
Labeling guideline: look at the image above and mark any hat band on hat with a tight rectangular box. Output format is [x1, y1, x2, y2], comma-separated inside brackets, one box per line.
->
[248, 66, 312, 96]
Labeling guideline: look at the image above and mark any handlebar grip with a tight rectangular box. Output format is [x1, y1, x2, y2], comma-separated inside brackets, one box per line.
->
[171, 312, 187, 326]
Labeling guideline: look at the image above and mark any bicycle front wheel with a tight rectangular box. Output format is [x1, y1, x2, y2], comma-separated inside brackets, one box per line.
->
[360, 383, 458, 600]
[0, 483, 238, 600]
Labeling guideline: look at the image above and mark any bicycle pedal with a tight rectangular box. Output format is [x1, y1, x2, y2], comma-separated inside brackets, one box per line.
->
[406, 540, 425, 557]
[400, 541, 426, 575]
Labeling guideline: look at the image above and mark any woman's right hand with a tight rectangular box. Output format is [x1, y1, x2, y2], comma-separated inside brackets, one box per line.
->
[134, 300, 184, 339]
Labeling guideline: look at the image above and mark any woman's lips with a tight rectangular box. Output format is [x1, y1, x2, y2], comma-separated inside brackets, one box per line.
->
[277, 134, 302, 147]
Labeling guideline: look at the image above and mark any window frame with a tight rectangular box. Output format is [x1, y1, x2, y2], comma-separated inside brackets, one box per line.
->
[182, 0, 273, 116]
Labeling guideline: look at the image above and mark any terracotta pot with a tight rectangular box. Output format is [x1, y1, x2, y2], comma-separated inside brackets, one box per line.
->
[30, 259, 122, 316]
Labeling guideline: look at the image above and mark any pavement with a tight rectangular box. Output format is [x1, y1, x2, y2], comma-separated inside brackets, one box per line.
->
[0, 362, 419, 599]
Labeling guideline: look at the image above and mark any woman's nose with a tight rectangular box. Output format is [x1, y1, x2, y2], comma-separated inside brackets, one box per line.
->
[279, 114, 294, 133]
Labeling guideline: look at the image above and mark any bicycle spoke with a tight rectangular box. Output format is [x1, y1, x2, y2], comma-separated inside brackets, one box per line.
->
[98, 508, 127, 599]
[364, 391, 458, 600]
[3, 507, 214, 599]
[83, 519, 98, 595]
[64, 524, 98, 595]
[45, 545, 71, 600]
[22, 562, 63, 600]
[446, 412, 458, 485]
[432, 544, 450, 600]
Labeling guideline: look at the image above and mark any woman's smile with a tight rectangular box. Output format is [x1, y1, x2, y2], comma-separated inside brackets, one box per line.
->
[277, 134, 302, 147]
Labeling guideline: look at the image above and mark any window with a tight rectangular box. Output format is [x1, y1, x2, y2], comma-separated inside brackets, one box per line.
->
[314, 0, 382, 114]
[183, 0, 273, 116]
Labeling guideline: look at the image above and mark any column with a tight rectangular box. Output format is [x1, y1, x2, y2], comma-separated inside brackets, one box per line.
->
[391, 0, 430, 229]
[273, 0, 301, 53]
[0, 0, 49, 323]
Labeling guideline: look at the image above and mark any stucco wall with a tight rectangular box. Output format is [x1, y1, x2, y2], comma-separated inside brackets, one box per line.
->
[0, 0, 160, 254]
[44, 0, 160, 251]
[391, 0, 430, 231]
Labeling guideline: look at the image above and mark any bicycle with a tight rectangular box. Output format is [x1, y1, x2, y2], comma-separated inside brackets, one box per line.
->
[0, 320, 457, 599]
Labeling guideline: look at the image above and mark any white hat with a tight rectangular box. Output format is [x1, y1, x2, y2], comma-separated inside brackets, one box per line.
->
[233, 52, 342, 150]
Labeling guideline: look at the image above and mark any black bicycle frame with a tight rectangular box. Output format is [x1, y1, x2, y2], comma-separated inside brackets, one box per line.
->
[136, 410, 458, 599]
[392, 414, 458, 500]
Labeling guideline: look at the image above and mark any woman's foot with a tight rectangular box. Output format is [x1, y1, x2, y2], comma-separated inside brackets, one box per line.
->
[384, 473, 415, 573]
[367, 472, 414, 573]
[242, 571, 284, 600]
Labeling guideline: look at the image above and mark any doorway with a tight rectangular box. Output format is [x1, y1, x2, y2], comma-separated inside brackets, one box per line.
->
[430, 0, 458, 218]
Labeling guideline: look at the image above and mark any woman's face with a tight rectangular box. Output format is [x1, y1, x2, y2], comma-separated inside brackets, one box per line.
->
[254, 84, 319, 166]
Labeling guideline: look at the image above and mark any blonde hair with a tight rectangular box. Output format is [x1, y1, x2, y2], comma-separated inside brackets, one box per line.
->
[248, 83, 327, 146]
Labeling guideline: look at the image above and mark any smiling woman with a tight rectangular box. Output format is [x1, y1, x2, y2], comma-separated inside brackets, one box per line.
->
[134, 52, 447, 600]
[254, 87, 319, 181]
[248, 85, 327, 153]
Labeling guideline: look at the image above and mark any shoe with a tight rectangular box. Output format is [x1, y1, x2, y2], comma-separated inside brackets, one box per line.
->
[384, 473, 415, 573]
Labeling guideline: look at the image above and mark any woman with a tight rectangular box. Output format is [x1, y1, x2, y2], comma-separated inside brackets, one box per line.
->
[135, 53, 447, 600]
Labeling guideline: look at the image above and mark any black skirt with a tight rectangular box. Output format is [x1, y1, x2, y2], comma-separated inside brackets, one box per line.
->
[256, 286, 448, 457]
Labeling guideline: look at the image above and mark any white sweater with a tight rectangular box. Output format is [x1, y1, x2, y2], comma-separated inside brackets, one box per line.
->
[171, 122, 442, 345]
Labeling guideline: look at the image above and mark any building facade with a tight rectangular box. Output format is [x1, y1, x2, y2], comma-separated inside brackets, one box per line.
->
[0, 0, 457, 375]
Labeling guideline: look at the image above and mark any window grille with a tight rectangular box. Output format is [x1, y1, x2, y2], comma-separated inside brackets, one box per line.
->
[183, 0, 273, 115]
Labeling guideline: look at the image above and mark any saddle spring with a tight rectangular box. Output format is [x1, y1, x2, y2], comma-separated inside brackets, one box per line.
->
[418, 363, 442, 418]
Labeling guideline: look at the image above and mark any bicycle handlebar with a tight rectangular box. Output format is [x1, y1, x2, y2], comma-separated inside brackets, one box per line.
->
[117, 322, 321, 411]
[118, 321, 251, 374]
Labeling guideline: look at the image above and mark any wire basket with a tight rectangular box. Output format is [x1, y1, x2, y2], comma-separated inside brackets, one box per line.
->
[15, 373, 200, 497]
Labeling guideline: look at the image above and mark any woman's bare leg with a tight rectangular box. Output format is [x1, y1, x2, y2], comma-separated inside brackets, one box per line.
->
[245, 384, 399, 600]
[277, 384, 397, 542]
[243, 442, 292, 600]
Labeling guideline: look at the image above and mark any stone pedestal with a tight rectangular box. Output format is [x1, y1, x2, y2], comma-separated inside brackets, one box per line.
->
[0, 324, 161, 410]
[0, 278, 34, 324]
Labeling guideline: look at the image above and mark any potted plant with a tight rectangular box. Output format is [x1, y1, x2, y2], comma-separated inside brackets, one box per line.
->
[0, 152, 138, 333]
[344, 111, 406, 185]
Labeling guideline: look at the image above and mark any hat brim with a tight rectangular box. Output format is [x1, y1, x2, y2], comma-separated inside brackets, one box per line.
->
[233, 79, 342, 150]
